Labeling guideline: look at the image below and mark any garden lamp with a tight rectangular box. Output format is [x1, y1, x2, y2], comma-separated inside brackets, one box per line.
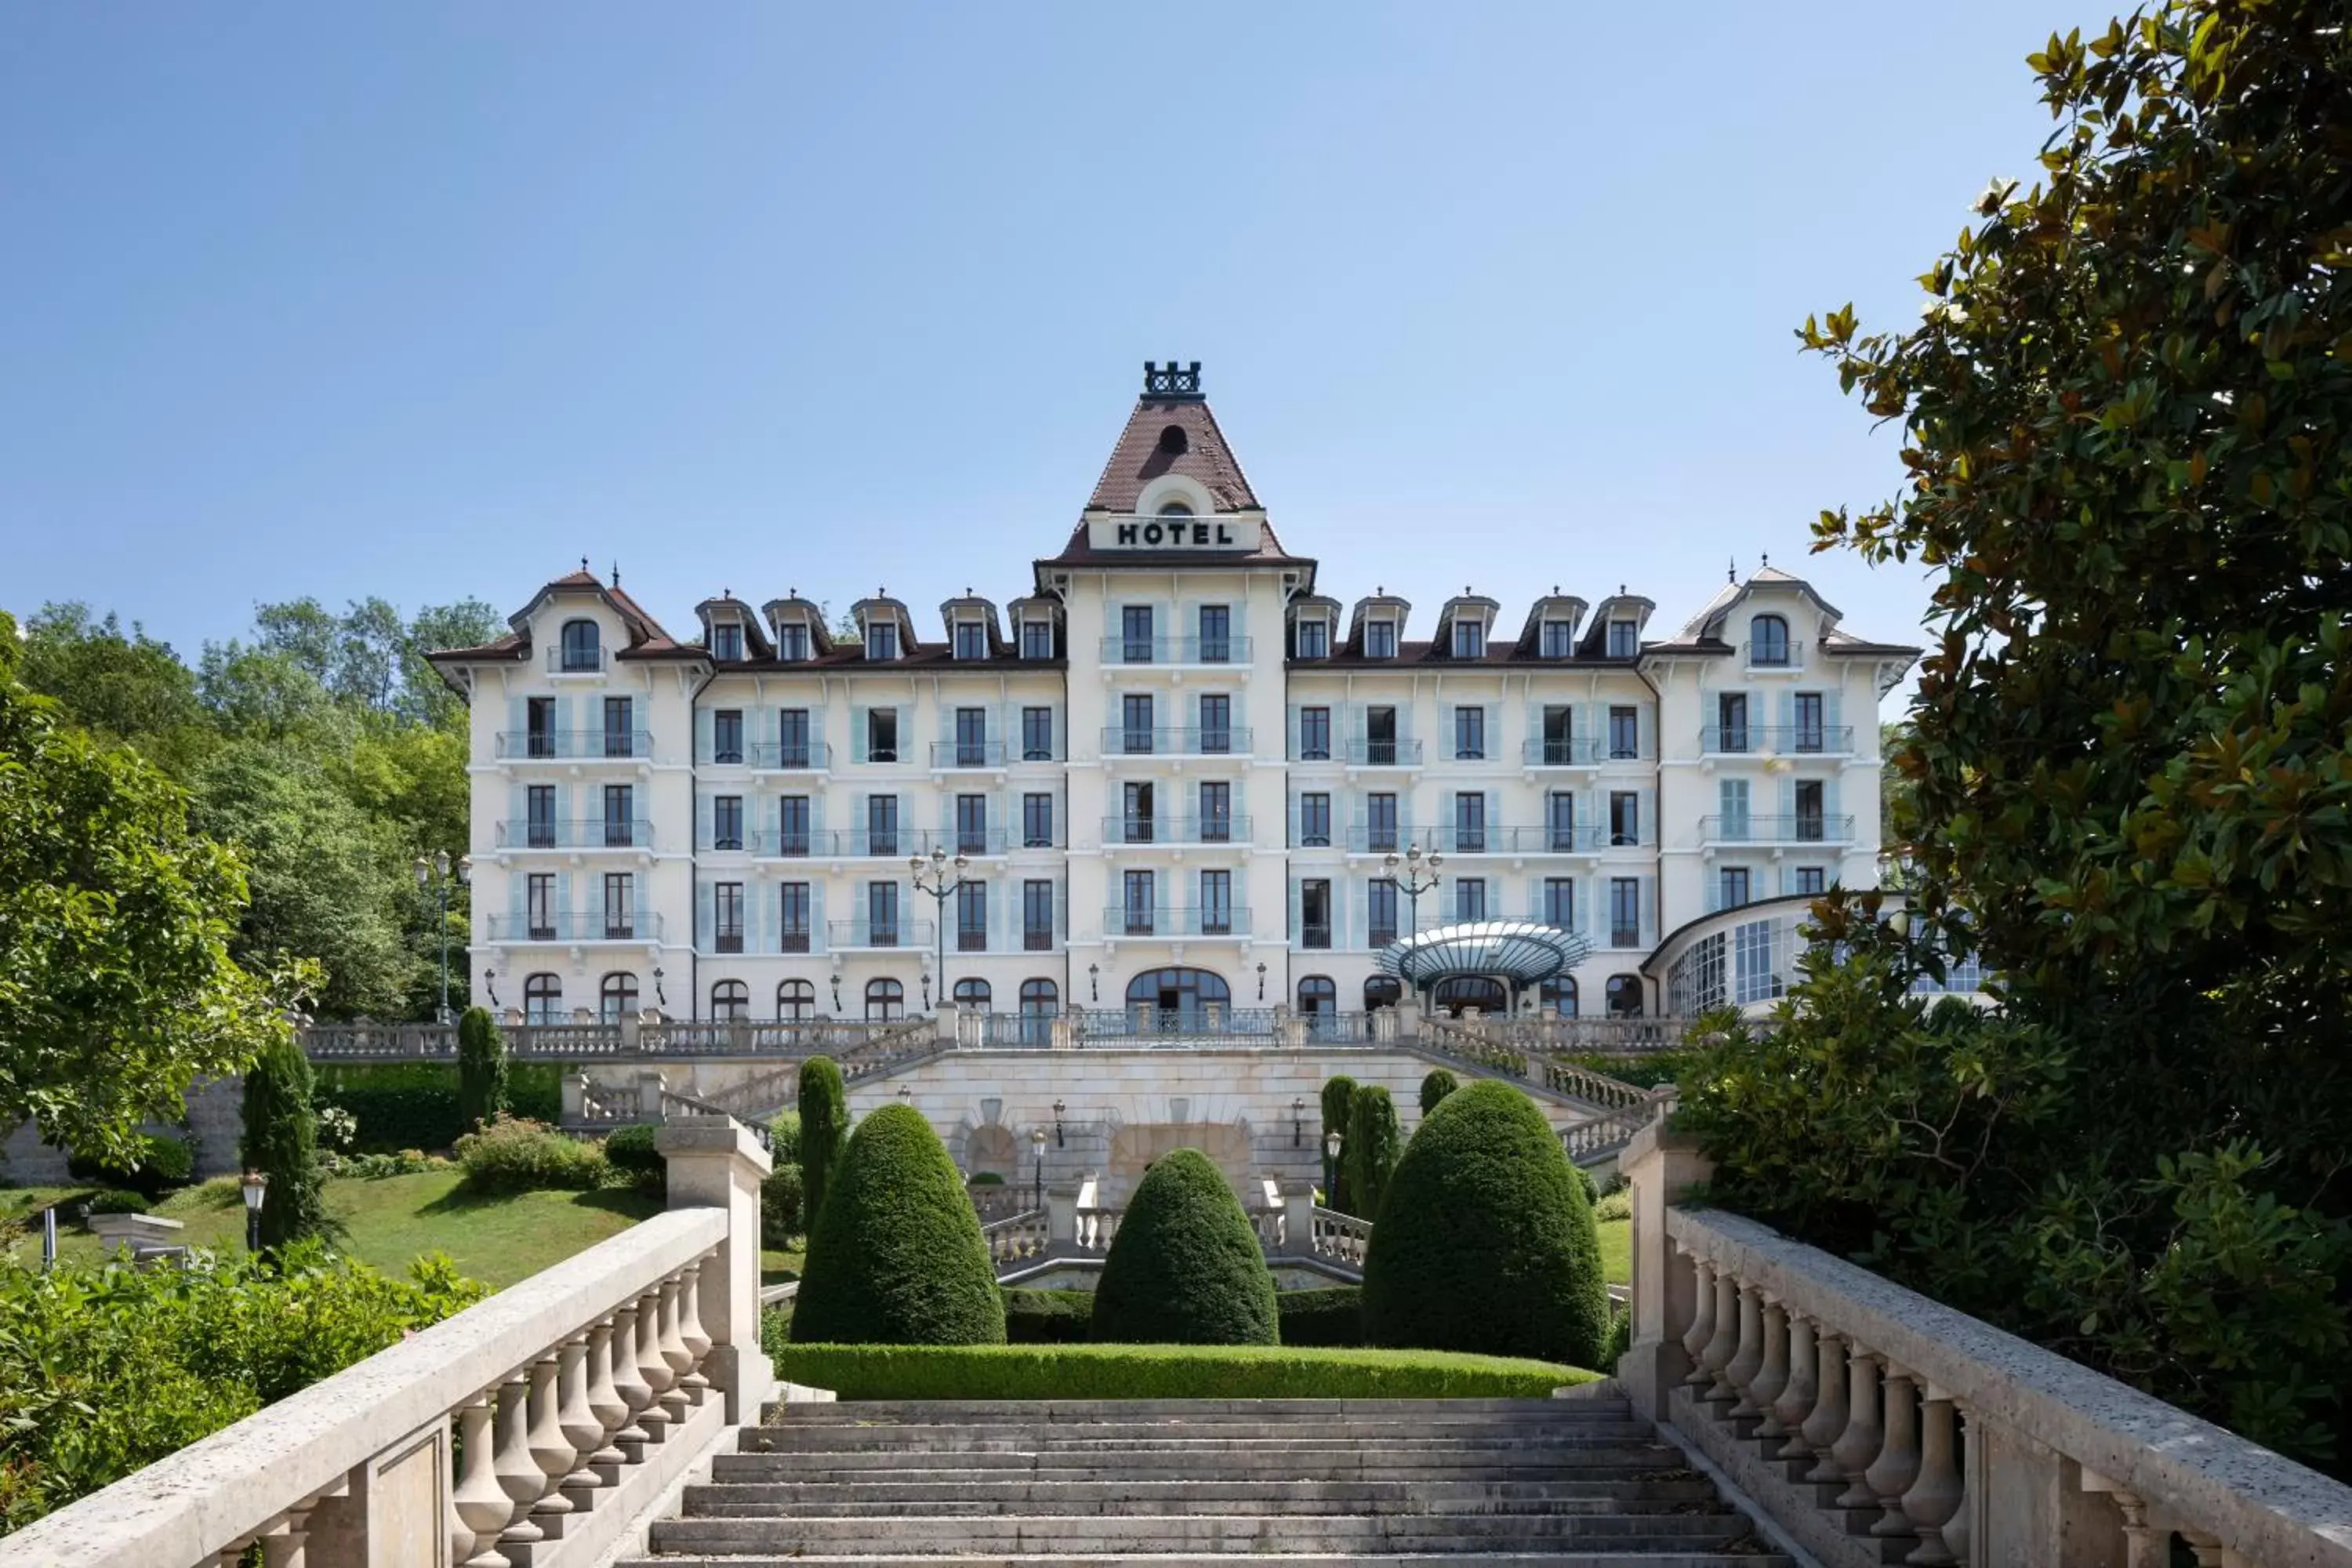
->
[1030, 1126, 1048, 1210]
[1291, 1096, 1305, 1147]
[241, 1170, 270, 1253]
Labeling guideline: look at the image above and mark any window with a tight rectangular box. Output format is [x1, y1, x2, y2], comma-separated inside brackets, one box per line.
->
[712, 710, 743, 765]
[1452, 617, 1485, 659]
[1199, 604, 1231, 663]
[1610, 791, 1640, 846]
[1610, 879, 1641, 947]
[713, 623, 743, 662]
[1019, 978, 1058, 1042]
[524, 973, 563, 1025]
[1366, 619, 1397, 659]
[1023, 792, 1054, 848]
[1541, 620, 1574, 658]
[1122, 693, 1154, 753]
[559, 620, 601, 672]
[1796, 779, 1827, 841]
[779, 883, 811, 952]
[1300, 880, 1331, 949]
[954, 707, 987, 767]
[1455, 877, 1487, 922]
[1364, 706, 1398, 765]
[1720, 867, 1752, 910]
[1606, 974, 1645, 1018]
[1298, 792, 1331, 848]
[1795, 692, 1826, 753]
[1453, 792, 1486, 854]
[603, 696, 633, 757]
[778, 708, 811, 768]
[1297, 975, 1337, 1019]
[1606, 619, 1637, 658]
[865, 619, 898, 662]
[953, 978, 991, 1009]
[953, 621, 986, 660]
[1023, 880, 1055, 950]
[526, 785, 556, 848]
[1541, 706, 1573, 765]
[865, 978, 903, 1022]
[713, 795, 743, 851]
[1122, 605, 1154, 663]
[1199, 869, 1233, 934]
[955, 795, 987, 855]
[1022, 706, 1054, 760]
[600, 972, 638, 1025]
[779, 796, 811, 856]
[1368, 880, 1399, 947]
[603, 872, 633, 938]
[867, 708, 898, 763]
[1021, 619, 1054, 659]
[1719, 778, 1751, 840]
[710, 979, 749, 1022]
[1454, 706, 1485, 760]
[714, 882, 744, 953]
[526, 696, 556, 757]
[778, 978, 815, 1020]
[527, 873, 555, 941]
[867, 795, 899, 857]
[1544, 877, 1576, 929]
[956, 882, 988, 952]
[1123, 869, 1155, 935]
[1159, 497, 1191, 514]
[603, 784, 633, 846]
[1200, 780, 1232, 842]
[1298, 706, 1331, 760]
[1198, 693, 1231, 753]
[867, 880, 900, 945]
[1796, 866, 1828, 896]
[1364, 975, 1403, 1011]
[1122, 781, 1155, 843]
[1541, 976, 1578, 1018]
[1547, 791, 1577, 852]
[777, 623, 809, 662]
[1718, 692, 1750, 753]
[1296, 618, 1329, 659]
[1609, 705, 1639, 760]
[1751, 614, 1791, 666]
[1366, 793, 1398, 854]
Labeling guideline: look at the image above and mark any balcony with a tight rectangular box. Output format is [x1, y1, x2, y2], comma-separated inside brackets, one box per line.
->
[483, 912, 664, 943]
[1699, 724, 1854, 756]
[495, 730, 652, 761]
[1298, 923, 1333, 950]
[1100, 726, 1252, 758]
[1100, 906, 1253, 938]
[826, 918, 938, 951]
[1742, 640, 1806, 670]
[1100, 815, 1253, 847]
[1521, 737, 1606, 768]
[956, 927, 989, 953]
[1700, 814, 1855, 846]
[745, 827, 1010, 858]
[1098, 634, 1254, 666]
[543, 647, 609, 675]
[748, 740, 832, 771]
[929, 740, 1009, 769]
[494, 818, 652, 850]
[1343, 737, 1423, 767]
[1367, 824, 1609, 855]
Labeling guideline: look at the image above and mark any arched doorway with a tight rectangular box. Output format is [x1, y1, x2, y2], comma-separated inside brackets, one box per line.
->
[866, 978, 905, 1022]
[1430, 975, 1508, 1018]
[1125, 967, 1231, 1031]
[1606, 974, 1646, 1018]
[1018, 978, 1059, 1045]
[1363, 975, 1403, 1011]
[953, 978, 992, 1011]
[1541, 976, 1579, 1018]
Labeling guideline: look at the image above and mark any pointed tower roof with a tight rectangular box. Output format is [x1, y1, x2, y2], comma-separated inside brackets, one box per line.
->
[1083, 362, 1261, 513]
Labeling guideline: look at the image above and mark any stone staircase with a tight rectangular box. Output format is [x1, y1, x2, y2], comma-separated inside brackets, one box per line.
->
[622, 1395, 1788, 1567]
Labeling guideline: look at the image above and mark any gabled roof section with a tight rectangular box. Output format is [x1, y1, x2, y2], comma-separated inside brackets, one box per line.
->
[1575, 593, 1658, 659]
[695, 593, 775, 659]
[1514, 592, 1590, 656]
[938, 593, 1007, 655]
[1084, 366, 1261, 514]
[760, 593, 837, 655]
[431, 565, 691, 666]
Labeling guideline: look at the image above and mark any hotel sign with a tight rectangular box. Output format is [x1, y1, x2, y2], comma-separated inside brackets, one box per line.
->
[1088, 515, 1264, 552]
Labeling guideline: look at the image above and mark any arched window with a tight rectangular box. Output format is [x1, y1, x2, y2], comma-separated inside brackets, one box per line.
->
[1124, 967, 1231, 1030]
[559, 619, 602, 672]
[710, 979, 749, 1022]
[1606, 974, 1646, 1018]
[953, 978, 992, 1010]
[1541, 976, 1579, 1018]
[866, 978, 904, 1022]
[1430, 976, 1507, 1018]
[1363, 975, 1403, 1011]
[1296, 976, 1337, 1016]
[1750, 613, 1791, 667]
[600, 972, 639, 1025]
[524, 973, 563, 1025]
[777, 979, 815, 1020]
[1157, 498, 1193, 516]
[1018, 978, 1058, 1044]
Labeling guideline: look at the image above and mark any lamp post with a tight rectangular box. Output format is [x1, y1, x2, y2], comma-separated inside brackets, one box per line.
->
[1291, 1096, 1306, 1148]
[1030, 1127, 1048, 1212]
[1053, 1098, 1066, 1148]
[1382, 844, 1444, 996]
[412, 850, 470, 1025]
[911, 848, 973, 1014]
[1322, 1129, 1342, 1206]
[240, 1170, 269, 1254]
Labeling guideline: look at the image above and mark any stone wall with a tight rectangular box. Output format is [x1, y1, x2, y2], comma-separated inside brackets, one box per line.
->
[2, 1076, 245, 1185]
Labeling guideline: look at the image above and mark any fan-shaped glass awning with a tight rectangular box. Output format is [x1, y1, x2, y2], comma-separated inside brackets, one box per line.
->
[1374, 920, 1592, 989]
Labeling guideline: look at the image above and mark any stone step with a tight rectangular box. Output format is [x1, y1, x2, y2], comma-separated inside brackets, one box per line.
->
[768, 1399, 1620, 1422]
[685, 1479, 1721, 1513]
[758, 1415, 1638, 1439]
[711, 1447, 1686, 1479]
[648, 1513, 1762, 1555]
[624, 1556, 1792, 1568]
[740, 1428, 1663, 1454]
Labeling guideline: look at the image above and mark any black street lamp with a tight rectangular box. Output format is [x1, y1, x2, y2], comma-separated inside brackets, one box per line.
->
[241, 1170, 270, 1253]
[413, 850, 470, 1024]
[1030, 1127, 1048, 1212]
[1382, 844, 1444, 995]
[1291, 1095, 1306, 1148]
[911, 848, 974, 1013]
[1322, 1128, 1343, 1206]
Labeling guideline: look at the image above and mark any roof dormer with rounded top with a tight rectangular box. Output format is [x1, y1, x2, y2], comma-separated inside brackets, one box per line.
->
[1432, 592, 1502, 660]
[1515, 591, 1590, 659]
[694, 593, 771, 663]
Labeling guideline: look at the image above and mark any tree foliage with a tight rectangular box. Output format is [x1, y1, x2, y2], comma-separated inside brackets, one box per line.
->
[1319, 1075, 1357, 1210]
[1688, 0, 2352, 1465]
[1091, 1149, 1279, 1347]
[1418, 1069, 1458, 1118]
[456, 1007, 509, 1131]
[240, 1033, 335, 1250]
[1344, 1085, 1403, 1220]
[797, 1056, 850, 1231]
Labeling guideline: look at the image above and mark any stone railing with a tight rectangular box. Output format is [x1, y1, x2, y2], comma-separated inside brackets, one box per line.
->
[1563, 1089, 1677, 1164]
[982, 1209, 1049, 1268]
[987, 1180, 1368, 1282]
[1309, 1207, 1371, 1267]
[1620, 1123, 2352, 1568]
[0, 1116, 776, 1568]
[1420, 1018, 1657, 1112]
[301, 1016, 934, 1063]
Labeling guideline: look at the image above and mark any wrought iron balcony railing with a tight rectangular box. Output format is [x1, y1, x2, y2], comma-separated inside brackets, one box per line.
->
[495, 818, 652, 849]
[1099, 726, 1253, 757]
[1100, 906, 1253, 938]
[1699, 814, 1855, 845]
[1098, 635, 1255, 666]
[746, 740, 832, 771]
[1099, 815, 1253, 846]
[1520, 737, 1608, 767]
[826, 918, 938, 950]
[495, 730, 652, 760]
[1343, 737, 1423, 766]
[483, 912, 665, 942]
[737, 827, 1009, 858]
[1698, 724, 1854, 755]
[929, 740, 1009, 768]
[1741, 640, 1806, 669]
[543, 646, 609, 674]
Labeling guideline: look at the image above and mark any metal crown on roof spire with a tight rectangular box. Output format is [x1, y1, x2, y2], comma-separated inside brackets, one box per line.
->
[1142, 361, 1204, 401]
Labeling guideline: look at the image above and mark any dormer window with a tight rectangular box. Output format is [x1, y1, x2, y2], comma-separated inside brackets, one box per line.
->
[1366, 619, 1397, 659]
[1750, 614, 1791, 666]
[1606, 619, 1638, 658]
[1541, 620, 1574, 658]
[712, 623, 743, 662]
[559, 619, 601, 672]
[1021, 619, 1054, 659]
[953, 621, 986, 660]
[777, 623, 810, 662]
[866, 621, 898, 662]
[1158, 499, 1193, 517]
[1453, 619, 1485, 659]
[1296, 619, 1330, 659]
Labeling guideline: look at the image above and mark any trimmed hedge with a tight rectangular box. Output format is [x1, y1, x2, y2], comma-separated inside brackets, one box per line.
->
[1319, 1076, 1358, 1213]
[314, 1063, 561, 1152]
[1277, 1287, 1364, 1348]
[1003, 1288, 1094, 1344]
[456, 1007, 510, 1132]
[773, 1342, 1596, 1400]
[604, 1124, 664, 1195]
[1345, 1087, 1402, 1218]
[789, 1103, 1005, 1346]
[1091, 1150, 1277, 1346]
[1361, 1079, 1611, 1368]
[762, 1162, 804, 1246]
[798, 1057, 849, 1232]
[67, 1134, 194, 1201]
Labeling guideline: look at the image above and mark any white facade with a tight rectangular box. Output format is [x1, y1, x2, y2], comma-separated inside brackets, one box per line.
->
[434, 367, 1917, 1028]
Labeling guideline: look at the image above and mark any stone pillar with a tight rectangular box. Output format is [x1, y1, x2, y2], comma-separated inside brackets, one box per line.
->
[936, 1002, 960, 1045]
[634, 1069, 666, 1119]
[1617, 1118, 1714, 1419]
[619, 1011, 641, 1050]
[1045, 1181, 1081, 1250]
[655, 1116, 774, 1423]
[561, 1073, 587, 1126]
[1276, 1178, 1316, 1258]
[1050, 1016, 1074, 1051]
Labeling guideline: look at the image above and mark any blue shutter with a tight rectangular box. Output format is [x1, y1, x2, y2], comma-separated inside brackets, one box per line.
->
[746, 879, 764, 953]
[695, 793, 714, 851]
[695, 882, 714, 952]
[695, 707, 713, 766]
[1637, 702, 1655, 760]
[1825, 688, 1845, 746]
[849, 706, 868, 763]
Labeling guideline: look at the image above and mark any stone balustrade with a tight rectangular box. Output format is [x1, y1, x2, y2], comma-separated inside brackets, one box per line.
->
[982, 1210, 1049, 1267]
[1619, 1121, 2352, 1568]
[0, 1116, 776, 1568]
[1308, 1206, 1371, 1267]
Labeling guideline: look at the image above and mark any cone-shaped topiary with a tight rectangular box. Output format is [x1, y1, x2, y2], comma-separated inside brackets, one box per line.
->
[456, 1007, 508, 1132]
[1419, 1069, 1458, 1117]
[798, 1055, 848, 1231]
[1361, 1078, 1610, 1367]
[241, 1032, 335, 1249]
[789, 1102, 1005, 1345]
[1091, 1149, 1279, 1345]
[1319, 1075, 1357, 1211]
[1345, 1085, 1403, 1219]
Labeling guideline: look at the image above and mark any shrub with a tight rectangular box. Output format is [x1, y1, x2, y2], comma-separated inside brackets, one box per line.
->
[1418, 1069, 1458, 1118]
[67, 1134, 194, 1201]
[1345, 1087, 1402, 1218]
[967, 1171, 1004, 1186]
[455, 1007, 509, 1133]
[603, 1124, 664, 1196]
[1362, 1079, 1610, 1368]
[790, 1103, 1004, 1346]
[1002, 1288, 1094, 1344]
[241, 1033, 332, 1250]
[1564, 1051, 1686, 1092]
[82, 1190, 149, 1218]
[454, 1115, 606, 1194]
[761, 1162, 804, 1247]
[798, 1057, 849, 1231]
[329, 1149, 445, 1180]
[774, 1343, 1595, 1401]
[767, 1108, 801, 1166]
[312, 1080, 463, 1152]
[1319, 1076, 1357, 1212]
[1091, 1149, 1276, 1347]
[1277, 1287, 1363, 1348]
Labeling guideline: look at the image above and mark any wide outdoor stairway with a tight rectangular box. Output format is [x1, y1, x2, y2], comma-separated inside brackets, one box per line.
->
[622, 1396, 1790, 1568]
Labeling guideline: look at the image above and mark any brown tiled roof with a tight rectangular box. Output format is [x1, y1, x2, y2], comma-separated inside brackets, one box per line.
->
[1085, 398, 1261, 513]
[1290, 640, 1641, 671]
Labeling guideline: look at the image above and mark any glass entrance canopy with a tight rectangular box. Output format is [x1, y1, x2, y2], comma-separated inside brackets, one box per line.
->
[1375, 920, 1592, 992]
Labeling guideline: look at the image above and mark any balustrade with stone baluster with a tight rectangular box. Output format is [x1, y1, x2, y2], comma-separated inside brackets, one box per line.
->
[981, 1210, 1049, 1267]
[1619, 1120, 2352, 1568]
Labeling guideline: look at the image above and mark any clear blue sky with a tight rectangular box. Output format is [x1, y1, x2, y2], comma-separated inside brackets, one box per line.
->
[1, 2, 2109, 681]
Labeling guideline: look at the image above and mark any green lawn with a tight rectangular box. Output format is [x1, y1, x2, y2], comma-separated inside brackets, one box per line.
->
[1599, 1217, 1631, 1287]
